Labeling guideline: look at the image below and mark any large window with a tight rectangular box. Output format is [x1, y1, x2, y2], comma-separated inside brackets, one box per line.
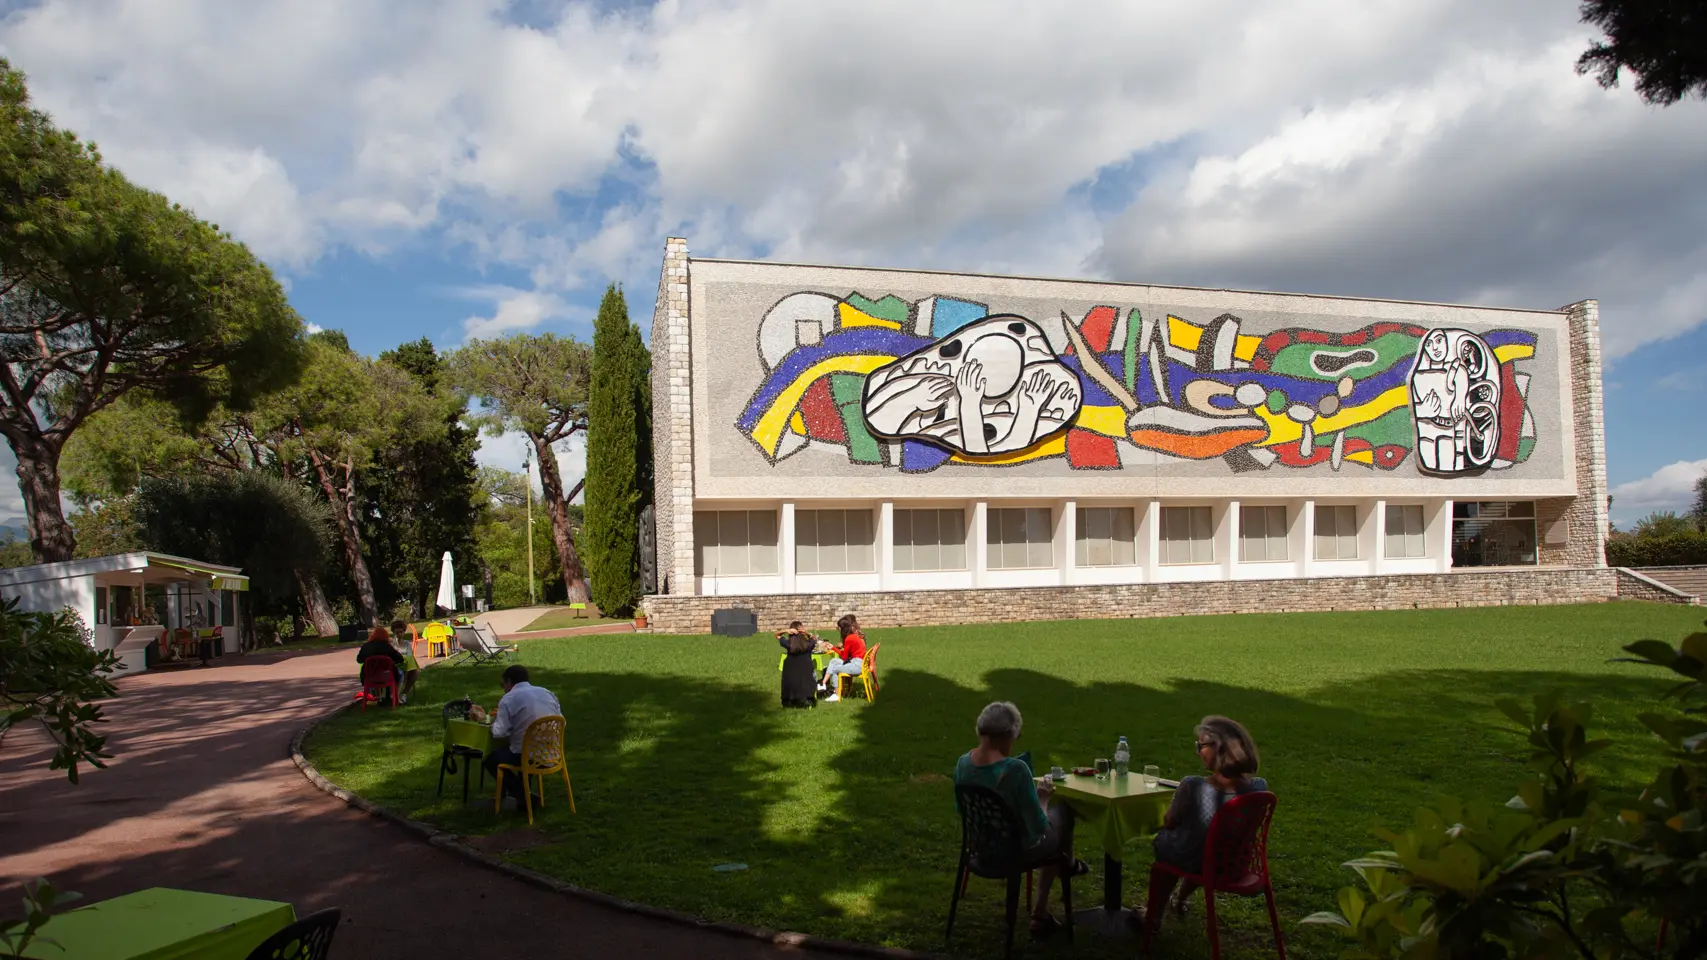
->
[987, 507, 1054, 570]
[1239, 505, 1289, 563]
[694, 510, 779, 577]
[1314, 505, 1359, 560]
[94, 586, 108, 625]
[795, 509, 875, 574]
[1075, 507, 1137, 567]
[1384, 504, 1427, 559]
[1159, 506, 1214, 565]
[893, 508, 968, 572]
[1452, 501, 1537, 567]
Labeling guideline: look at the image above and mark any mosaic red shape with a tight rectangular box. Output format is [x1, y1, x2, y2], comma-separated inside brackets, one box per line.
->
[1066, 428, 1120, 469]
[799, 377, 847, 443]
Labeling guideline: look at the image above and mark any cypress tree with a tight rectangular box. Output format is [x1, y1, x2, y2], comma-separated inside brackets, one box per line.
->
[585, 285, 639, 616]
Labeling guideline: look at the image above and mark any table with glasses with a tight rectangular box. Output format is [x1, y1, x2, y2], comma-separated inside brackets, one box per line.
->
[23, 887, 295, 960]
[1038, 772, 1174, 936]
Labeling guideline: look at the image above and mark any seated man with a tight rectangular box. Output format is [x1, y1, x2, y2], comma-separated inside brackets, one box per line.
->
[355, 627, 409, 705]
[819, 614, 867, 702]
[482, 665, 562, 809]
[954, 701, 1084, 937]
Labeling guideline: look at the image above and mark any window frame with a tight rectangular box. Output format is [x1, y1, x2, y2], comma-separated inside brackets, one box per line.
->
[1158, 505, 1216, 566]
[1314, 504, 1360, 561]
[986, 506, 1056, 570]
[1074, 505, 1138, 568]
[892, 507, 969, 573]
[794, 507, 876, 575]
[1238, 504, 1290, 563]
[693, 509, 781, 578]
[1383, 504, 1428, 559]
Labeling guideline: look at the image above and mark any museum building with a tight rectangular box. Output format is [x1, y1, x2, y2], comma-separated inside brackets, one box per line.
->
[642, 238, 1612, 632]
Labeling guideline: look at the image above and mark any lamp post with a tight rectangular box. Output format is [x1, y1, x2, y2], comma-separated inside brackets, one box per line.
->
[522, 451, 537, 607]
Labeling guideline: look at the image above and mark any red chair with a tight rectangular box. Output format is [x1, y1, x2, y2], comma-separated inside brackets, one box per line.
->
[1142, 790, 1284, 960]
[359, 655, 398, 711]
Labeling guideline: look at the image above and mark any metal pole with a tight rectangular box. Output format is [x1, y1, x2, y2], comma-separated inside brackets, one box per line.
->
[524, 452, 537, 607]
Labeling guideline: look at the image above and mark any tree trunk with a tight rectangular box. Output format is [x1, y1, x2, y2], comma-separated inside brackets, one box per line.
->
[7, 432, 76, 563]
[531, 433, 589, 603]
[310, 452, 379, 625]
[295, 569, 339, 637]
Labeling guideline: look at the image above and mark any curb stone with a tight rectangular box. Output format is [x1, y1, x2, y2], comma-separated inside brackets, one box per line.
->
[289, 700, 943, 960]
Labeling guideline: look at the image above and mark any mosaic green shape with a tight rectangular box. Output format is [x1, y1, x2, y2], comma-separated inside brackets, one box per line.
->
[1517, 436, 1535, 463]
[845, 293, 910, 326]
[1266, 389, 1287, 414]
[1343, 407, 1414, 449]
[1267, 332, 1421, 381]
[1123, 308, 1142, 395]
[830, 373, 882, 464]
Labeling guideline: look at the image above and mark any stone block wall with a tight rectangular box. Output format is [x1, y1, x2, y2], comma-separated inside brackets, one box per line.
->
[640, 568, 1619, 634]
[1612, 568, 1701, 605]
[1559, 299, 1608, 568]
[650, 238, 694, 595]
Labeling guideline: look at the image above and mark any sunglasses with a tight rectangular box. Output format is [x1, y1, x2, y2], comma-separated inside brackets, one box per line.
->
[1195, 740, 1214, 750]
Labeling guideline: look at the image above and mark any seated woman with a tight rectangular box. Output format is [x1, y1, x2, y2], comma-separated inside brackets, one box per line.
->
[1138, 715, 1267, 925]
[954, 701, 1087, 938]
[389, 619, 422, 702]
[819, 615, 867, 702]
[778, 622, 818, 709]
[355, 627, 410, 706]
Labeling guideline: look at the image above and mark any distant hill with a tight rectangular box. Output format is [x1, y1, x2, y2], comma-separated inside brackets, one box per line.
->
[0, 518, 28, 543]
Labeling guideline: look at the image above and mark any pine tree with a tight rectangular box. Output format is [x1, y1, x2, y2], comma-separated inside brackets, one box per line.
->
[585, 285, 640, 616]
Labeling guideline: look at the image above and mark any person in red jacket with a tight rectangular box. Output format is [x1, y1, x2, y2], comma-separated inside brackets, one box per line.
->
[820, 614, 867, 702]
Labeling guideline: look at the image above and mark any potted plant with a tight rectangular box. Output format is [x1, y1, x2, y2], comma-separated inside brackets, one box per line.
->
[634, 611, 649, 629]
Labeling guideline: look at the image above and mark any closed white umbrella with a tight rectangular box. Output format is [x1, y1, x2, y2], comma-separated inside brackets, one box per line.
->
[436, 552, 456, 614]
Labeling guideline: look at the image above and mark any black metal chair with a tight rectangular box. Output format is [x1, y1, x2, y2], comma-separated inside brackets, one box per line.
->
[947, 783, 1074, 958]
[244, 908, 340, 960]
[438, 700, 487, 801]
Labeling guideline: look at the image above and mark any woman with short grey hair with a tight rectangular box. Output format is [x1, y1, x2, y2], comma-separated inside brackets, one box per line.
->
[954, 701, 1087, 938]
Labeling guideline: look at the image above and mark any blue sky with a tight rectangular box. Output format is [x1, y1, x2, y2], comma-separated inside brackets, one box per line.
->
[0, 0, 1703, 528]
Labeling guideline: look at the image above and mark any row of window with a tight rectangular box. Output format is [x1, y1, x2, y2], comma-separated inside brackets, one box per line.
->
[693, 503, 1470, 577]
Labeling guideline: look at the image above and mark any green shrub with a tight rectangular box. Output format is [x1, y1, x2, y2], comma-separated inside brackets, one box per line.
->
[0, 599, 121, 783]
[1606, 531, 1707, 568]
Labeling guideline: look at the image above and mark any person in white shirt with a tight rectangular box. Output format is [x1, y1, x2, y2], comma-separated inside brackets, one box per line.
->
[482, 665, 562, 808]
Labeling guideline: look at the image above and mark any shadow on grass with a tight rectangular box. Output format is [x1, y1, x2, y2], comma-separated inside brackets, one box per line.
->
[303, 650, 1679, 960]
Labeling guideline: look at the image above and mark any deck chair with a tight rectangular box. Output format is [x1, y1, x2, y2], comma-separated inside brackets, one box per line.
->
[453, 624, 517, 665]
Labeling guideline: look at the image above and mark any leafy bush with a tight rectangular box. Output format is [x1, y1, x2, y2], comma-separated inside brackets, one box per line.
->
[0, 599, 121, 783]
[1305, 625, 1705, 960]
[1606, 532, 1707, 568]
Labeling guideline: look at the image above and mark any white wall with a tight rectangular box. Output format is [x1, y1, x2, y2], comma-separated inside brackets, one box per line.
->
[1, 576, 97, 648]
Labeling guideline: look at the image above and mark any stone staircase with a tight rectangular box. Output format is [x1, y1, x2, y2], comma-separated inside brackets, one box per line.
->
[1625, 566, 1707, 604]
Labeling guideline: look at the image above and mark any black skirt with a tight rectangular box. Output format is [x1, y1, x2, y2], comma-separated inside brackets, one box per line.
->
[781, 651, 817, 707]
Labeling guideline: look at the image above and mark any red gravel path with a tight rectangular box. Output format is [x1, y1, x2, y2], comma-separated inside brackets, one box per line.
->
[0, 648, 835, 957]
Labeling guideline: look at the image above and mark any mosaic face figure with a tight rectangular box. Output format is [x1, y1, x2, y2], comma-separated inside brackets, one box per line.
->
[860, 315, 1082, 455]
[1409, 328, 1501, 474]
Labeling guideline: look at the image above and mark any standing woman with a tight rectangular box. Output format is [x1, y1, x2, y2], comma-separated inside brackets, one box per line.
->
[1138, 716, 1267, 925]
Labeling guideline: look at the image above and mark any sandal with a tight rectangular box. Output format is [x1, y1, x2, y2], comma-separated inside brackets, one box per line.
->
[1029, 914, 1063, 939]
[1067, 857, 1092, 878]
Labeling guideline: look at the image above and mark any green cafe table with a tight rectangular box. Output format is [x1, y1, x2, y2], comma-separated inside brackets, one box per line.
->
[23, 887, 294, 960]
[1039, 772, 1174, 936]
[776, 651, 833, 675]
[441, 717, 494, 801]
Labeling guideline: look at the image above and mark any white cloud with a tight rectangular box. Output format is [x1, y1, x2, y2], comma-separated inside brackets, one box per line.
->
[304, 322, 325, 335]
[7, 0, 1700, 362]
[460, 287, 569, 341]
[1610, 458, 1707, 519]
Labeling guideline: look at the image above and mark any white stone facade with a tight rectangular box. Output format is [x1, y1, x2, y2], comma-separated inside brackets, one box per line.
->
[643, 242, 1608, 617]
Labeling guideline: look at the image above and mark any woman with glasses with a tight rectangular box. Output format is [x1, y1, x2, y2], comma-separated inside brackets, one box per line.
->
[1138, 715, 1267, 924]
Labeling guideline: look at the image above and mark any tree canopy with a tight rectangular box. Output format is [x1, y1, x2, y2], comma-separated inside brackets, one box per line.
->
[450, 333, 592, 603]
[1577, 0, 1707, 105]
[0, 59, 306, 562]
[584, 285, 649, 616]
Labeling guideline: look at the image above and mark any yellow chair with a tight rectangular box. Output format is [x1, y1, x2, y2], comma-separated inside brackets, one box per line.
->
[422, 621, 453, 659]
[492, 715, 575, 824]
[836, 642, 881, 701]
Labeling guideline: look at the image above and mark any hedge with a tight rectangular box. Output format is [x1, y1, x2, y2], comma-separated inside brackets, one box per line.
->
[1606, 531, 1707, 568]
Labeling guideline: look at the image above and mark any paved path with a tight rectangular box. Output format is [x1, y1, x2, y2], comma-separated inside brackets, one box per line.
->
[473, 605, 559, 635]
[0, 649, 833, 957]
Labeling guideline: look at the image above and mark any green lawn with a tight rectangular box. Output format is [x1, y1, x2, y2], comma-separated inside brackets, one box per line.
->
[518, 609, 629, 632]
[302, 602, 1704, 959]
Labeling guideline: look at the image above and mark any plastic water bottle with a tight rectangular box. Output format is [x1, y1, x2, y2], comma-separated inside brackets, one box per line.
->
[1114, 737, 1131, 777]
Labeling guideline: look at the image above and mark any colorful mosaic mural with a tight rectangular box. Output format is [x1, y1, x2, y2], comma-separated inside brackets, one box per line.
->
[734, 291, 1540, 476]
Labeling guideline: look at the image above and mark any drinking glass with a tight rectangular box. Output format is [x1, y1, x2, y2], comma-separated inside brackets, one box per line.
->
[1143, 764, 1160, 790]
[1050, 766, 1066, 781]
[1095, 758, 1111, 780]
